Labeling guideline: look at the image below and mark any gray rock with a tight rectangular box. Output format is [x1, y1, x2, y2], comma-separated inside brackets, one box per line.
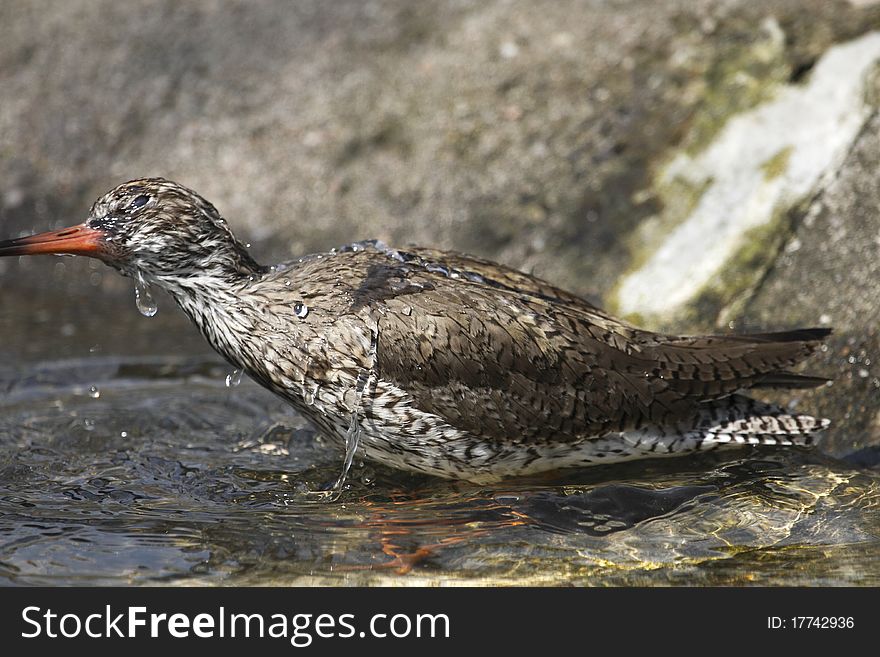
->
[740, 112, 880, 454]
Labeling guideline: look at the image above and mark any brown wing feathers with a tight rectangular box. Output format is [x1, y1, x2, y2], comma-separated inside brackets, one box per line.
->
[637, 327, 831, 398]
[370, 248, 830, 442]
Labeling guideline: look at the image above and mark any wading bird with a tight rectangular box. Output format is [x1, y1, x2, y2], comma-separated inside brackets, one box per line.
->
[0, 178, 830, 483]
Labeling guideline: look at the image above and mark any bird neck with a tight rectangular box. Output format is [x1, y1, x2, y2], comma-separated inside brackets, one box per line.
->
[134, 238, 266, 301]
[131, 231, 267, 294]
[161, 269, 266, 369]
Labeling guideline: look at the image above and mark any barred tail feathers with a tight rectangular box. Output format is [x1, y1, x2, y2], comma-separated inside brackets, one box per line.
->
[622, 395, 829, 455]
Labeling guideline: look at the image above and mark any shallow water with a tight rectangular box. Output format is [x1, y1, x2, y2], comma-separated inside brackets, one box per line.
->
[1, 356, 879, 586]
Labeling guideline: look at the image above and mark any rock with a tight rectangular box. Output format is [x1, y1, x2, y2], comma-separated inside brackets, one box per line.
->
[612, 30, 880, 326]
[739, 112, 880, 455]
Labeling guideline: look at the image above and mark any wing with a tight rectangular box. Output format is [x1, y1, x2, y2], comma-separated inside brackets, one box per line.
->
[402, 246, 604, 310]
[368, 249, 829, 443]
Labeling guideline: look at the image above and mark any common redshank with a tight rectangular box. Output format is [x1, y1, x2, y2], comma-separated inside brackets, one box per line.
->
[0, 178, 831, 483]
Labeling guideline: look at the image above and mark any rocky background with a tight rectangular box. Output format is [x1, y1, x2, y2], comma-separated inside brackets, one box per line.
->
[1, 0, 878, 455]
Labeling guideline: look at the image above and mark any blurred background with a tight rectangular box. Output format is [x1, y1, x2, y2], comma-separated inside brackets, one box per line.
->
[1, 0, 880, 585]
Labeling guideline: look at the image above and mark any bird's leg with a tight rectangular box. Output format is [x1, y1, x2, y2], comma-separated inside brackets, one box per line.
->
[341, 497, 531, 575]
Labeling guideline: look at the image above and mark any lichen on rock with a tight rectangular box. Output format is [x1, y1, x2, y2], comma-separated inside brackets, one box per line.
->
[613, 30, 880, 328]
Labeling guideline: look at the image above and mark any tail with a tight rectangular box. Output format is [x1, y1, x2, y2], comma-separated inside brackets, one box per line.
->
[638, 327, 832, 400]
[738, 328, 832, 389]
[623, 394, 829, 455]
[692, 394, 829, 447]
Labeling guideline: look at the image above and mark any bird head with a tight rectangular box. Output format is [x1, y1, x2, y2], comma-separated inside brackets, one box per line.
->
[0, 178, 263, 291]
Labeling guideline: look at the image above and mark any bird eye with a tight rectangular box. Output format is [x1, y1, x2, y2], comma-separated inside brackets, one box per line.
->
[128, 195, 150, 211]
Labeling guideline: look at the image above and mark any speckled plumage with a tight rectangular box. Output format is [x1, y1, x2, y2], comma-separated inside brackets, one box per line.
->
[0, 178, 832, 482]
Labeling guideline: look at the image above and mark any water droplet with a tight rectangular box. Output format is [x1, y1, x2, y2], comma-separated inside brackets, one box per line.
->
[425, 263, 449, 276]
[134, 280, 158, 317]
[120, 431, 128, 438]
[294, 302, 309, 319]
[283, 279, 291, 287]
[388, 277, 410, 292]
[858, 368, 870, 378]
[88, 385, 100, 399]
[89, 344, 101, 353]
[225, 368, 243, 387]
[83, 418, 96, 431]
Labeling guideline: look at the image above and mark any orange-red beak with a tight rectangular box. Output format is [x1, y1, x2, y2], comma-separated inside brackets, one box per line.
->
[0, 223, 106, 258]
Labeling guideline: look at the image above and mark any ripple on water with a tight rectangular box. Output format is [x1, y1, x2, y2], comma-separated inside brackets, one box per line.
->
[0, 357, 879, 585]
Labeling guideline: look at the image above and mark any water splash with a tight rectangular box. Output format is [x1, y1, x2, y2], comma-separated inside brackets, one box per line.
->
[225, 369, 243, 387]
[331, 327, 378, 495]
[332, 240, 492, 288]
[88, 385, 100, 399]
[335, 239, 406, 263]
[331, 412, 362, 495]
[134, 280, 158, 317]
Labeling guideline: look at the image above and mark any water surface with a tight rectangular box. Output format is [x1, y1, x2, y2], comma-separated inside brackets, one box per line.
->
[1, 356, 878, 586]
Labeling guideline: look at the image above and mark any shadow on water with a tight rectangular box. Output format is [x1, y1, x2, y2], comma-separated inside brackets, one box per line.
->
[0, 357, 879, 585]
